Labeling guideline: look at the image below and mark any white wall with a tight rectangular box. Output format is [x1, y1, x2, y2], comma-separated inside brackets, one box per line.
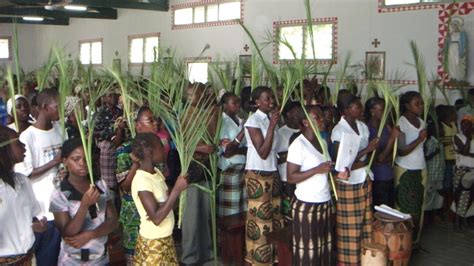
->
[1, 0, 473, 96]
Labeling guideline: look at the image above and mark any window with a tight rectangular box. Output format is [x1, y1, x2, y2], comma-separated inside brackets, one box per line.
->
[128, 33, 160, 64]
[275, 19, 336, 62]
[188, 62, 209, 84]
[172, 1, 241, 29]
[0, 37, 12, 61]
[79, 39, 102, 65]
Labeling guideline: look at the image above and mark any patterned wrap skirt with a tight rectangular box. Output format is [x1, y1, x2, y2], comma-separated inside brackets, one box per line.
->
[291, 198, 335, 266]
[245, 170, 283, 265]
[0, 251, 33, 266]
[336, 179, 373, 266]
[452, 166, 474, 217]
[394, 166, 427, 243]
[217, 164, 247, 217]
[134, 235, 178, 266]
[119, 193, 140, 262]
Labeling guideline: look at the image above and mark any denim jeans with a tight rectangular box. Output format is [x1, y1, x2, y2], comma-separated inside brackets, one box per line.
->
[34, 221, 61, 266]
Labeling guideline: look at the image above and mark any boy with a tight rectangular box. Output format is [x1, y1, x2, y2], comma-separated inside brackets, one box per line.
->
[16, 88, 63, 266]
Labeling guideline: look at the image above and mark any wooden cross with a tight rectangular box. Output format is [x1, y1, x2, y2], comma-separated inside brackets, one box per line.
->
[372, 38, 380, 48]
[243, 44, 250, 52]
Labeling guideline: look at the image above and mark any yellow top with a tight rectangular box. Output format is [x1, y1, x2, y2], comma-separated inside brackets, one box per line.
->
[131, 169, 174, 239]
[441, 122, 457, 161]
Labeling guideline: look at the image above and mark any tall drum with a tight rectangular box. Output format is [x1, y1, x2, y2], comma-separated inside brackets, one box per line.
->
[372, 212, 413, 266]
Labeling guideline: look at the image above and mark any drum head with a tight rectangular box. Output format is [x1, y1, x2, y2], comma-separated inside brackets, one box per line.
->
[374, 211, 409, 222]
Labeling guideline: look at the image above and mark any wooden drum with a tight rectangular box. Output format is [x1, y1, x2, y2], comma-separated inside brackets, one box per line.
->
[372, 212, 413, 266]
[361, 243, 387, 266]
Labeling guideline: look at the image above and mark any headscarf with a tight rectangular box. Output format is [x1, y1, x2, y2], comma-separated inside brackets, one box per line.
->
[6, 95, 27, 116]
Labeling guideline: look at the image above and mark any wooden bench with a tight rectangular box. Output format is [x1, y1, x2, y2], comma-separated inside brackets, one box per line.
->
[265, 226, 293, 266]
[217, 212, 246, 265]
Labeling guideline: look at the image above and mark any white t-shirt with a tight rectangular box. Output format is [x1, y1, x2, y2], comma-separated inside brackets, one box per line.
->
[0, 173, 41, 256]
[15, 123, 63, 221]
[276, 125, 300, 181]
[331, 117, 371, 184]
[218, 112, 246, 170]
[454, 133, 474, 168]
[287, 134, 331, 203]
[244, 109, 278, 171]
[395, 116, 426, 170]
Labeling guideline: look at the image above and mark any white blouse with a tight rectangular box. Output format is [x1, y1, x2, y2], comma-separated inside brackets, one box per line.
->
[244, 109, 278, 171]
[331, 117, 372, 184]
[218, 112, 246, 170]
[454, 133, 474, 168]
[276, 125, 300, 182]
[395, 116, 426, 170]
[0, 173, 41, 256]
[287, 134, 331, 203]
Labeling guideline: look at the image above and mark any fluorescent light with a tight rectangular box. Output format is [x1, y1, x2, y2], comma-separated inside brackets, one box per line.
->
[23, 16, 44, 21]
[64, 5, 87, 11]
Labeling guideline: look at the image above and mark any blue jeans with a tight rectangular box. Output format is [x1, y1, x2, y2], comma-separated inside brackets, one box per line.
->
[34, 221, 61, 266]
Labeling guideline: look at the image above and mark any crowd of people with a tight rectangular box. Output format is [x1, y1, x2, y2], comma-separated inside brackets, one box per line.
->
[0, 80, 473, 265]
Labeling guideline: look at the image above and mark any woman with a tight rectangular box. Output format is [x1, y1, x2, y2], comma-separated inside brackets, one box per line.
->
[331, 95, 378, 265]
[244, 86, 282, 265]
[6, 95, 31, 133]
[217, 92, 247, 217]
[50, 138, 119, 265]
[0, 126, 46, 265]
[394, 91, 427, 244]
[287, 105, 337, 265]
[452, 118, 474, 226]
[365, 97, 400, 207]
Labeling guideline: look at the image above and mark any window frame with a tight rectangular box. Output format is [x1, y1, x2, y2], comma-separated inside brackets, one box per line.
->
[171, 0, 243, 30]
[0, 36, 13, 61]
[273, 17, 338, 65]
[127, 32, 161, 66]
[78, 38, 103, 66]
[378, 0, 444, 12]
[185, 56, 212, 84]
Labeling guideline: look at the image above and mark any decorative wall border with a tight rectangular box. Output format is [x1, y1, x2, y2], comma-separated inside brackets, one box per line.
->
[184, 56, 212, 62]
[0, 36, 12, 61]
[272, 17, 338, 65]
[437, 2, 474, 82]
[378, 0, 439, 13]
[321, 78, 435, 86]
[171, 0, 244, 30]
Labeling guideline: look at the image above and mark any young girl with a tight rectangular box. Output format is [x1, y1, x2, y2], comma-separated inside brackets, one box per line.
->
[331, 95, 378, 265]
[0, 126, 46, 265]
[365, 97, 400, 207]
[244, 86, 282, 265]
[50, 138, 119, 265]
[115, 106, 159, 265]
[6, 95, 31, 133]
[131, 132, 188, 264]
[452, 118, 474, 226]
[287, 105, 336, 265]
[394, 91, 427, 244]
[217, 92, 247, 217]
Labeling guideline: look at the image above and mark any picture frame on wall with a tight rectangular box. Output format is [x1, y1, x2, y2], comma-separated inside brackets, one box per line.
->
[239, 55, 252, 78]
[365, 51, 385, 80]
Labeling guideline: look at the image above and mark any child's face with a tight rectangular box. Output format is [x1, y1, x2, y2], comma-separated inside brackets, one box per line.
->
[345, 100, 364, 120]
[323, 109, 334, 125]
[255, 91, 275, 113]
[137, 110, 158, 134]
[15, 98, 30, 122]
[224, 96, 240, 115]
[371, 103, 384, 121]
[64, 146, 88, 177]
[406, 96, 424, 116]
[305, 108, 326, 132]
[45, 97, 60, 121]
[460, 120, 472, 135]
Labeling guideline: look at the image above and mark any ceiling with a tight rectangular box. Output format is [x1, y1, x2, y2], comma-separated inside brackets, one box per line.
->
[0, 0, 169, 25]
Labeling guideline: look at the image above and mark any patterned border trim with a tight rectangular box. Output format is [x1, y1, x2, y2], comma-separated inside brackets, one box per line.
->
[184, 56, 212, 62]
[437, 2, 474, 82]
[272, 17, 338, 65]
[171, 0, 244, 30]
[378, 0, 439, 13]
[322, 78, 434, 85]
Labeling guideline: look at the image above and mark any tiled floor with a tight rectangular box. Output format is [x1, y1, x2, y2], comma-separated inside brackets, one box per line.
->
[411, 221, 474, 266]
